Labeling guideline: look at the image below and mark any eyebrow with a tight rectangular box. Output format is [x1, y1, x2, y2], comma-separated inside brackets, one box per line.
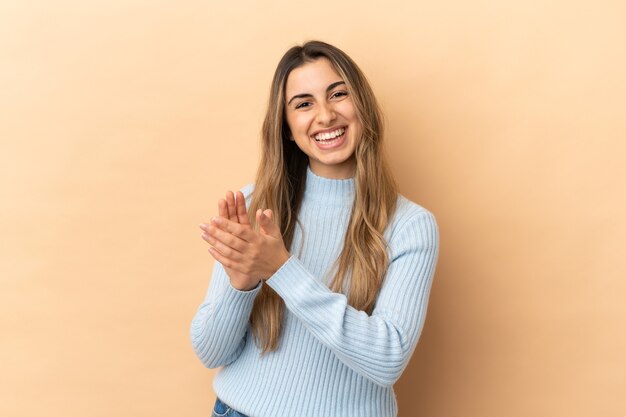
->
[287, 81, 346, 105]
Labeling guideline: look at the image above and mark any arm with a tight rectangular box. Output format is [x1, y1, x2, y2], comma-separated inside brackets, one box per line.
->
[190, 260, 261, 368]
[266, 209, 439, 387]
[191, 184, 260, 368]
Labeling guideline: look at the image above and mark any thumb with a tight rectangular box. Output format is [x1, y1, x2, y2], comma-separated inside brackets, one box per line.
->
[257, 209, 280, 238]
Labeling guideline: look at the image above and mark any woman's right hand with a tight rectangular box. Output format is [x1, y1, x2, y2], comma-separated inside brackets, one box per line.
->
[200, 190, 261, 291]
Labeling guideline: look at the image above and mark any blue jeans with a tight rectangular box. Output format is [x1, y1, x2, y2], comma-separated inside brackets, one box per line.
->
[212, 397, 249, 417]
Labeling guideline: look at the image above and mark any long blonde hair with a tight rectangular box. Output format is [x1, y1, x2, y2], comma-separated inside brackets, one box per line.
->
[249, 41, 398, 352]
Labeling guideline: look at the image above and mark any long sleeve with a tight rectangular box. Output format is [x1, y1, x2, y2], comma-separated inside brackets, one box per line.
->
[190, 260, 262, 368]
[200, 168, 438, 417]
[265, 208, 439, 387]
[190, 183, 259, 368]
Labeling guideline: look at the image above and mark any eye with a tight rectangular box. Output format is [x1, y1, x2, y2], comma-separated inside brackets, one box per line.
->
[295, 101, 312, 110]
[331, 91, 348, 100]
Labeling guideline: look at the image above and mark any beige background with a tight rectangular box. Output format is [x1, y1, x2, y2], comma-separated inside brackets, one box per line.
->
[1, 0, 624, 416]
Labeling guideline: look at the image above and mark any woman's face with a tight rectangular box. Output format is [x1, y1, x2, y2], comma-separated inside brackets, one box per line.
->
[284, 58, 362, 179]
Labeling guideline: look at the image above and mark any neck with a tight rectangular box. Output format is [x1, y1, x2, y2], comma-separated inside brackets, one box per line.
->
[308, 158, 356, 179]
[303, 165, 355, 206]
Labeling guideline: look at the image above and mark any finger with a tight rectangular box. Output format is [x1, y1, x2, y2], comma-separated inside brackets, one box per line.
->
[235, 191, 250, 225]
[207, 220, 254, 253]
[207, 246, 245, 272]
[205, 224, 247, 252]
[211, 216, 256, 242]
[226, 191, 238, 222]
[202, 229, 244, 258]
[257, 209, 281, 238]
[218, 198, 228, 219]
[257, 209, 269, 233]
[258, 209, 273, 226]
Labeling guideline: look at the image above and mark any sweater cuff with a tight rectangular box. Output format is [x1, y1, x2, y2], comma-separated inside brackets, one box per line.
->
[221, 279, 263, 310]
[266, 255, 322, 304]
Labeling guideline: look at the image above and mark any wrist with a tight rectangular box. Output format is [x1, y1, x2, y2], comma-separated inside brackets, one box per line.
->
[269, 251, 291, 279]
[231, 278, 261, 292]
[278, 250, 291, 269]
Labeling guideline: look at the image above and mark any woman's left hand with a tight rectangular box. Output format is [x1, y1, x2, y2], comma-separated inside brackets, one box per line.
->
[204, 209, 291, 280]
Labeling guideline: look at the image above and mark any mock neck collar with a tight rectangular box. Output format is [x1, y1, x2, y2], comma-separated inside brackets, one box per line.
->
[302, 165, 356, 206]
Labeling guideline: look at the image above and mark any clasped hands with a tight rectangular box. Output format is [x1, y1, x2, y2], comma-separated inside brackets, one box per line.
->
[199, 190, 291, 291]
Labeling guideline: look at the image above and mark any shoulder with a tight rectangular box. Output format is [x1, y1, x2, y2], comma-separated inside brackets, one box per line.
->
[390, 193, 437, 229]
[385, 194, 439, 247]
[239, 183, 255, 206]
[239, 183, 255, 199]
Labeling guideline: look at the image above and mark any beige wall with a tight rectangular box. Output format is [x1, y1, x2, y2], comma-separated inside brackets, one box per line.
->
[1, 1, 624, 416]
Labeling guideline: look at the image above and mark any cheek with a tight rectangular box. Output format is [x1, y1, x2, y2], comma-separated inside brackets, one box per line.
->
[288, 114, 311, 135]
[351, 118, 364, 143]
[339, 101, 359, 121]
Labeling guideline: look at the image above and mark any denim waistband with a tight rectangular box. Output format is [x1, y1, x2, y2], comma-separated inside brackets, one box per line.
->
[212, 397, 249, 417]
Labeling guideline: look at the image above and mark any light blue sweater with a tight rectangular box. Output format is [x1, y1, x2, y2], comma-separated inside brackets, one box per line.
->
[191, 166, 439, 417]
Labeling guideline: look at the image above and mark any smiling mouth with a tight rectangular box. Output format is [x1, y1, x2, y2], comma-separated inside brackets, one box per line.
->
[313, 127, 346, 142]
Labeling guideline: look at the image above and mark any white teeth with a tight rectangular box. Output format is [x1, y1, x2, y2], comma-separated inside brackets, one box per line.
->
[314, 128, 345, 141]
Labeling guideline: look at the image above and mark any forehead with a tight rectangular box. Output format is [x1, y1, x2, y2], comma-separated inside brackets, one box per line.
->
[285, 58, 343, 96]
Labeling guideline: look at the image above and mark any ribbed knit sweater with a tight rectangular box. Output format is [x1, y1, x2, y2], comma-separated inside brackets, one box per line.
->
[191, 166, 439, 417]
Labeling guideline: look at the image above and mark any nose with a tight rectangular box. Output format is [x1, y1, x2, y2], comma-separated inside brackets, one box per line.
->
[316, 102, 336, 125]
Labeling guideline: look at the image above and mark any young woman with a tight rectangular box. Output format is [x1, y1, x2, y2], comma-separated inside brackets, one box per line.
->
[193, 40, 439, 417]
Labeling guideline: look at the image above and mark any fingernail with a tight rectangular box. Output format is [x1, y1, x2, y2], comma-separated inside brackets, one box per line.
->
[211, 216, 222, 225]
